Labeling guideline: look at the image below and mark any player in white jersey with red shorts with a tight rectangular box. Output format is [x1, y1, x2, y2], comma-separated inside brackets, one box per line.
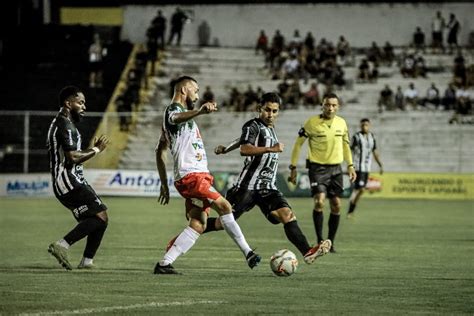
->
[153, 76, 261, 274]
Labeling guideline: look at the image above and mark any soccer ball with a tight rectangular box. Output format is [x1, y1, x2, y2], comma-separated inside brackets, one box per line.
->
[270, 249, 298, 277]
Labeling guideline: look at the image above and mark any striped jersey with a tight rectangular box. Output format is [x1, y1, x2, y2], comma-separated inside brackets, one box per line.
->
[46, 113, 85, 196]
[351, 131, 377, 172]
[162, 102, 209, 180]
[235, 118, 279, 190]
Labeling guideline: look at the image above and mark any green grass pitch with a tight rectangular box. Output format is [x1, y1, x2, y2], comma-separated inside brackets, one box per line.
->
[1, 197, 473, 315]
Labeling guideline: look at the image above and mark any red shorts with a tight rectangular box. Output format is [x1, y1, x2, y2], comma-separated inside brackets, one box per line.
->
[174, 172, 222, 215]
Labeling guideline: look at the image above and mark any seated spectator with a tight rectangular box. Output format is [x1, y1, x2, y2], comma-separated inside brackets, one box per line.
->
[333, 65, 346, 89]
[287, 80, 302, 108]
[243, 85, 259, 111]
[229, 87, 244, 111]
[401, 54, 416, 78]
[201, 86, 215, 105]
[367, 41, 382, 66]
[278, 80, 291, 107]
[358, 58, 370, 82]
[378, 84, 394, 112]
[255, 30, 268, 55]
[422, 83, 440, 109]
[303, 82, 320, 107]
[337, 36, 351, 65]
[115, 88, 133, 132]
[289, 29, 303, 54]
[382, 41, 395, 67]
[415, 55, 427, 78]
[453, 52, 467, 86]
[441, 83, 457, 110]
[281, 53, 300, 79]
[449, 88, 472, 124]
[304, 32, 315, 51]
[395, 86, 405, 111]
[413, 27, 426, 53]
[404, 82, 419, 110]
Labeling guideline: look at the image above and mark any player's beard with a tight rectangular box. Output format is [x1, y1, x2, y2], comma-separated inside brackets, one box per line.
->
[186, 96, 197, 110]
[71, 111, 82, 123]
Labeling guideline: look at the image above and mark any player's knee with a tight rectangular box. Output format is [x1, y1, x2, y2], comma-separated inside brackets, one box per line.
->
[330, 199, 341, 213]
[275, 208, 295, 224]
[96, 211, 108, 224]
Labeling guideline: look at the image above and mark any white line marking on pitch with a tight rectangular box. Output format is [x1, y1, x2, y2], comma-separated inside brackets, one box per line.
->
[20, 300, 226, 316]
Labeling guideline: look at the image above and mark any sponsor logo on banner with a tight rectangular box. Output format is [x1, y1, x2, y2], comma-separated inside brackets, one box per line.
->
[0, 174, 53, 196]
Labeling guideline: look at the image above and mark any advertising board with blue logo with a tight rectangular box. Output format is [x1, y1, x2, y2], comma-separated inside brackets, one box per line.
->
[0, 173, 53, 197]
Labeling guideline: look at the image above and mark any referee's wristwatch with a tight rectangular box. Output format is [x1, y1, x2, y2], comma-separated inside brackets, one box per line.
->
[289, 165, 296, 170]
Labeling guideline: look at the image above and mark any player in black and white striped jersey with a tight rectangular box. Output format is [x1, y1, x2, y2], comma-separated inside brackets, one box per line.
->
[202, 92, 331, 264]
[46, 85, 110, 270]
[347, 118, 383, 218]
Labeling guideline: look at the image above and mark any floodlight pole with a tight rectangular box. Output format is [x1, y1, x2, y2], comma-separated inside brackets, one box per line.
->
[23, 111, 30, 173]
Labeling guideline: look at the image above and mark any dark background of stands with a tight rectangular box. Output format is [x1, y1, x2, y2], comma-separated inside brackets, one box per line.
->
[0, 2, 132, 173]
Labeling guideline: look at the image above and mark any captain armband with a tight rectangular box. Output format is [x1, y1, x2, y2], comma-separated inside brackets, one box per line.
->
[298, 127, 308, 138]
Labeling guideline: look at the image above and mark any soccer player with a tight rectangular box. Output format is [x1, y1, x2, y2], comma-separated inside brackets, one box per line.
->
[204, 92, 332, 264]
[288, 93, 356, 253]
[347, 118, 383, 218]
[154, 76, 261, 275]
[46, 86, 110, 270]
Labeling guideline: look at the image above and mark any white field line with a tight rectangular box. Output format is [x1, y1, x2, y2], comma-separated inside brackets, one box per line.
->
[19, 300, 226, 316]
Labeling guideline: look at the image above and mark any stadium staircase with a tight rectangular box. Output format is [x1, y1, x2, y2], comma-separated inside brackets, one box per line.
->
[119, 46, 474, 174]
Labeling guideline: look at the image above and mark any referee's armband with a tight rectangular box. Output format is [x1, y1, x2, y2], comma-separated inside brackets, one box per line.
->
[298, 127, 308, 137]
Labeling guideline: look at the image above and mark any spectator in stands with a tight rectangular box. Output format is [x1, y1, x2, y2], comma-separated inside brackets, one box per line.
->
[243, 85, 259, 111]
[450, 88, 472, 124]
[287, 80, 302, 108]
[431, 11, 445, 53]
[304, 32, 315, 51]
[268, 30, 285, 70]
[168, 7, 189, 46]
[126, 67, 141, 106]
[151, 10, 166, 49]
[337, 36, 351, 65]
[201, 86, 215, 105]
[290, 29, 303, 54]
[358, 59, 377, 83]
[333, 65, 346, 89]
[378, 84, 394, 113]
[303, 82, 320, 107]
[197, 20, 211, 47]
[382, 41, 395, 67]
[281, 53, 300, 79]
[447, 14, 461, 54]
[442, 83, 457, 110]
[278, 79, 291, 108]
[367, 42, 382, 66]
[453, 52, 467, 86]
[422, 83, 441, 110]
[272, 29, 285, 53]
[413, 27, 426, 53]
[229, 87, 244, 111]
[404, 82, 419, 110]
[146, 25, 159, 76]
[401, 54, 416, 78]
[255, 30, 268, 55]
[414, 54, 427, 78]
[88, 33, 107, 88]
[116, 88, 133, 132]
[395, 86, 405, 111]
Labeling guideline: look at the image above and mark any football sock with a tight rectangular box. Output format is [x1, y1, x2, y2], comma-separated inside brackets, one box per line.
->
[161, 226, 200, 266]
[63, 217, 106, 246]
[83, 219, 108, 259]
[219, 213, 252, 257]
[57, 239, 70, 249]
[284, 220, 311, 255]
[202, 217, 217, 234]
[328, 213, 340, 244]
[313, 211, 324, 243]
[348, 202, 356, 214]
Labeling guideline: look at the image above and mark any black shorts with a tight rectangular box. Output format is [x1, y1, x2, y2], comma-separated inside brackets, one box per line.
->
[432, 32, 443, 43]
[56, 184, 107, 221]
[308, 162, 343, 198]
[89, 61, 103, 72]
[354, 171, 369, 189]
[226, 186, 290, 225]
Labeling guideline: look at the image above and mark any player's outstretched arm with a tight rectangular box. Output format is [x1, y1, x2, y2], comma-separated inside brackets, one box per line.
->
[155, 133, 170, 205]
[171, 102, 218, 124]
[64, 135, 109, 164]
[240, 142, 284, 156]
[214, 137, 240, 155]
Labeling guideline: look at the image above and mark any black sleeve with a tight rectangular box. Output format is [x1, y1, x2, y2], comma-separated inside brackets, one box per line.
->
[57, 119, 79, 152]
[240, 120, 259, 145]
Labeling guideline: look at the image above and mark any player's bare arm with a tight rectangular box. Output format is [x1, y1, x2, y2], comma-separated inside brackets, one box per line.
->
[214, 137, 240, 155]
[155, 133, 170, 205]
[64, 135, 109, 164]
[171, 102, 218, 124]
[240, 142, 284, 156]
[373, 149, 384, 174]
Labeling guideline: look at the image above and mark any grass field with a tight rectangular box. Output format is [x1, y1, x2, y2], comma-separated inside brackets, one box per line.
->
[0, 197, 473, 315]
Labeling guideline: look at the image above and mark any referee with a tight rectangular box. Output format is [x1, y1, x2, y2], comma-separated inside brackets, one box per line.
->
[46, 86, 110, 270]
[288, 93, 356, 253]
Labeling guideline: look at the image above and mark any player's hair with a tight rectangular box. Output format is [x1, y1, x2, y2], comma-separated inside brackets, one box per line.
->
[171, 76, 197, 91]
[59, 86, 82, 107]
[360, 118, 370, 123]
[260, 92, 282, 106]
[322, 92, 340, 102]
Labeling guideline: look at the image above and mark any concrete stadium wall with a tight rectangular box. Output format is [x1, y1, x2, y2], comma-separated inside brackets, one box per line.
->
[122, 3, 474, 48]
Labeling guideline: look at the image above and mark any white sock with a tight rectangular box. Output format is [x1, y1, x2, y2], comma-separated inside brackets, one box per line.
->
[160, 226, 200, 266]
[82, 257, 93, 265]
[57, 239, 70, 249]
[219, 213, 252, 257]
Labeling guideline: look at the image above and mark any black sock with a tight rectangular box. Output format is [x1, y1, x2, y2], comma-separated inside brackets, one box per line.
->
[312, 211, 324, 243]
[348, 202, 356, 214]
[83, 219, 108, 259]
[284, 220, 311, 255]
[63, 217, 106, 246]
[202, 217, 217, 234]
[328, 213, 340, 244]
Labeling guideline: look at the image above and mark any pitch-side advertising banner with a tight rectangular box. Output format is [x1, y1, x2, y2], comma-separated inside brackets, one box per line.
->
[0, 173, 53, 197]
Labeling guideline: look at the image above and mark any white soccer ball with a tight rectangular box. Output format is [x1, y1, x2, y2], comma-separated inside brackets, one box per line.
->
[270, 249, 298, 277]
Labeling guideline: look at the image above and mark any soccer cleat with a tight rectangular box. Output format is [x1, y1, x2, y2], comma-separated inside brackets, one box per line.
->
[330, 246, 337, 254]
[77, 260, 96, 270]
[48, 242, 72, 270]
[246, 250, 262, 269]
[303, 239, 332, 264]
[154, 263, 181, 275]
[347, 213, 355, 220]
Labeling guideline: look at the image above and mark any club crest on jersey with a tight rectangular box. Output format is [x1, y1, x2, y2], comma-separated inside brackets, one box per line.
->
[195, 153, 203, 161]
